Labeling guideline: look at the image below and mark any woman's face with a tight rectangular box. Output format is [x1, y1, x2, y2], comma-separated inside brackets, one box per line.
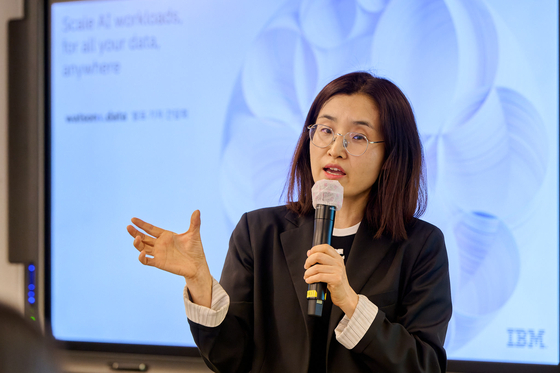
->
[310, 93, 385, 205]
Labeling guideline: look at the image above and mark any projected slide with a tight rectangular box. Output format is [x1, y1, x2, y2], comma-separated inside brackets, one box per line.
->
[50, 0, 559, 364]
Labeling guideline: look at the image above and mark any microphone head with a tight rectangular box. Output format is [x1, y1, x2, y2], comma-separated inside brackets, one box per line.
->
[312, 180, 343, 210]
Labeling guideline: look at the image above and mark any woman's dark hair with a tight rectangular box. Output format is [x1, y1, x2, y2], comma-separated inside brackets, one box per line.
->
[286, 71, 426, 241]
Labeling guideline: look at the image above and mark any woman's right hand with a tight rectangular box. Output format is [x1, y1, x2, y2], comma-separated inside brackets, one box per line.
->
[127, 210, 213, 307]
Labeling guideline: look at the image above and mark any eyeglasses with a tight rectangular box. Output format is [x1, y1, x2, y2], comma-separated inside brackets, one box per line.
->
[307, 124, 384, 156]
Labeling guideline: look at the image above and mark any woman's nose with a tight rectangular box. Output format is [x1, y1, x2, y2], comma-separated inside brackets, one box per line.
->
[327, 133, 347, 158]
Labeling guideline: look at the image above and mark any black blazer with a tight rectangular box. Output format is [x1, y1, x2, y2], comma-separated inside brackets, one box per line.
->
[189, 206, 452, 372]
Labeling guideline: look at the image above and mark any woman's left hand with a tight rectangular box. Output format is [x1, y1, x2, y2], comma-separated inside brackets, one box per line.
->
[304, 244, 359, 318]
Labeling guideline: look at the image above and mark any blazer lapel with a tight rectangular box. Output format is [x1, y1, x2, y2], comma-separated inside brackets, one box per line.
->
[279, 211, 314, 329]
[280, 212, 395, 355]
[327, 219, 393, 349]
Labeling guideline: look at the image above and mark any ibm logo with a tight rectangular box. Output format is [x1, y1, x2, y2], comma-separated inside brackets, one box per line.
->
[507, 329, 545, 348]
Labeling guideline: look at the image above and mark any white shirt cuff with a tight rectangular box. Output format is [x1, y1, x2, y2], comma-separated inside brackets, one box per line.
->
[184, 277, 230, 327]
[335, 294, 378, 349]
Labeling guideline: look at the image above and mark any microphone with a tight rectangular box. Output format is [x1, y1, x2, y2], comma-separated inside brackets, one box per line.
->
[307, 180, 343, 317]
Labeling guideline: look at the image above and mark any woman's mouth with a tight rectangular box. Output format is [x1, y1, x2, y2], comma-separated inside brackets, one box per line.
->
[323, 165, 346, 178]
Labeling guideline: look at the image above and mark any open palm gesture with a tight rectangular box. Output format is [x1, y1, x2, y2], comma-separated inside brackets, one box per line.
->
[126, 210, 210, 281]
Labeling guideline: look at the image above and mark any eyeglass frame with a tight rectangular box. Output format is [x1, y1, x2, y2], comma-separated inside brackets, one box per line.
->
[307, 124, 384, 156]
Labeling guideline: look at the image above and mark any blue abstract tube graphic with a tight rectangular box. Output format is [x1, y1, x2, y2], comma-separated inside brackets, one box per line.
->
[220, 0, 555, 358]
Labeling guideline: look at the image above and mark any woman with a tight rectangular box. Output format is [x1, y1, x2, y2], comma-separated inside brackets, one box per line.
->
[127, 72, 452, 372]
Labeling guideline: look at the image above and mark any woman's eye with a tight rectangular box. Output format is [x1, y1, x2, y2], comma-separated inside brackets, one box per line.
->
[350, 133, 367, 142]
[319, 126, 333, 134]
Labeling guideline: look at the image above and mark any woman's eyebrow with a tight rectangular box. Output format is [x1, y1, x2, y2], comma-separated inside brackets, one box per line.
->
[317, 114, 374, 129]
[317, 114, 336, 121]
[353, 120, 373, 128]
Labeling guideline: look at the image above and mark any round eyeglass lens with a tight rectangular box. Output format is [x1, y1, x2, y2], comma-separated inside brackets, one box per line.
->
[310, 125, 333, 147]
[345, 132, 368, 156]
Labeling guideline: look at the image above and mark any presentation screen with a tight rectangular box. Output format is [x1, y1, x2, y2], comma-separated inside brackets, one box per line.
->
[48, 0, 559, 366]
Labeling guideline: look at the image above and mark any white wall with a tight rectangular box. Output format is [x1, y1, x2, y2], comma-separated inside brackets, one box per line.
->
[0, 0, 24, 312]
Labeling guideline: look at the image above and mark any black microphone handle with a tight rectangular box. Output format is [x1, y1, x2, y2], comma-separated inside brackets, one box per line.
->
[307, 204, 336, 317]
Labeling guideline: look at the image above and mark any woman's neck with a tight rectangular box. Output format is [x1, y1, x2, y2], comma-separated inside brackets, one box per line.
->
[333, 197, 367, 229]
